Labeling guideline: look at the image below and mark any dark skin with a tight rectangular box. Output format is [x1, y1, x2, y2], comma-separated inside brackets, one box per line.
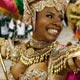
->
[11, 6, 80, 80]
[11, 7, 64, 79]
[33, 7, 63, 42]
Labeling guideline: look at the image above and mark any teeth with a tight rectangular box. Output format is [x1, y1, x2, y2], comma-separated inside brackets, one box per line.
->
[48, 29, 58, 34]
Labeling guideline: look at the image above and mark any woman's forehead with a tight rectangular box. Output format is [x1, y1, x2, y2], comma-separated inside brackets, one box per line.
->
[40, 7, 63, 15]
[23, 0, 67, 25]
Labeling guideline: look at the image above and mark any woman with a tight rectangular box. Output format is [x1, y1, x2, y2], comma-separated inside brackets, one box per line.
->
[6, 0, 80, 80]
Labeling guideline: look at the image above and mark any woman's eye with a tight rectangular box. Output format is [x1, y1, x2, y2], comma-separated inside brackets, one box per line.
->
[60, 17, 64, 21]
[59, 16, 64, 21]
[46, 14, 53, 19]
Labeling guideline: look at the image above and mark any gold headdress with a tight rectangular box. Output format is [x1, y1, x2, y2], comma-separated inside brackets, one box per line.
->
[23, 0, 67, 25]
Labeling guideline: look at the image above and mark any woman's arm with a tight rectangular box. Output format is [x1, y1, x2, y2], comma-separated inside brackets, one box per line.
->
[19, 61, 48, 80]
[11, 61, 27, 79]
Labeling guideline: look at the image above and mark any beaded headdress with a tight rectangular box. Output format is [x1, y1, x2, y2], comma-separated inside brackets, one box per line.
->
[23, 0, 67, 25]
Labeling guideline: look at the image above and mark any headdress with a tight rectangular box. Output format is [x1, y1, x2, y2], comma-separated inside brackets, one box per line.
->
[23, 0, 67, 25]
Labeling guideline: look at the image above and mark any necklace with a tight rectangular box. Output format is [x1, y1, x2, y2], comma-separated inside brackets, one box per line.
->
[48, 43, 80, 75]
[30, 36, 51, 48]
[20, 37, 54, 66]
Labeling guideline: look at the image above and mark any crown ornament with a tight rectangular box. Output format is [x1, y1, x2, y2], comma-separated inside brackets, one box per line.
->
[23, 0, 67, 25]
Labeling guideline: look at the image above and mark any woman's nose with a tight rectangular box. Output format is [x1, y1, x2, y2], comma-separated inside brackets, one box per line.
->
[52, 19, 62, 25]
[53, 16, 61, 23]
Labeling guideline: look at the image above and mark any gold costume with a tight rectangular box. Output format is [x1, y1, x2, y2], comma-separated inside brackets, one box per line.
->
[0, 38, 26, 80]
[1, 0, 80, 80]
[1, 39, 80, 80]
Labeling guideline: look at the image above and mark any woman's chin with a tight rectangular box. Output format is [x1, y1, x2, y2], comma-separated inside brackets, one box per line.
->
[46, 36, 57, 42]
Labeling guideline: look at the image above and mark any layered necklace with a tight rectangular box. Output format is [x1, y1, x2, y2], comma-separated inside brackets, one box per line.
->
[30, 37, 52, 48]
[48, 43, 80, 78]
[20, 37, 54, 66]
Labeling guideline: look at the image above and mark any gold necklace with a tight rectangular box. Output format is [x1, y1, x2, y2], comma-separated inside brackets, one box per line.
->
[20, 38, 54, 66]
[30, 36, 51, 48]
[48, 43, 80, 74]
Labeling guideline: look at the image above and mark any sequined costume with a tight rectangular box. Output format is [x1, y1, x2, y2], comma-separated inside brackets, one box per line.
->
[1, 0, 80, 80]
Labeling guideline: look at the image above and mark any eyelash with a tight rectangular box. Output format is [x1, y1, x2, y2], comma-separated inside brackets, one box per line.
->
[46, 14, 53, 19]
[59, 16, 64, 21]
[46, 14, 64, 21]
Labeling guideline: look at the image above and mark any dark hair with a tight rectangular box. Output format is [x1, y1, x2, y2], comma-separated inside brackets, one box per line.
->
[69, 0, 77, 3]
[64, 13, 68, 26]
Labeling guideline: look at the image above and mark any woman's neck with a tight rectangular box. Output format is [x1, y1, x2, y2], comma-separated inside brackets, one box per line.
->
[30, 36, 52, 48]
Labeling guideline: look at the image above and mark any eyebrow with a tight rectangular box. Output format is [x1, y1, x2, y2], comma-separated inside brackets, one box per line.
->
[59, 14, 64, 18]
[46, 12, 64, 18]
[46, 12, 55, 15]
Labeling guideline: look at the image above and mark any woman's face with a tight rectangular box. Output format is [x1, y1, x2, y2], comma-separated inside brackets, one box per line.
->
[33, 7, 64, 42]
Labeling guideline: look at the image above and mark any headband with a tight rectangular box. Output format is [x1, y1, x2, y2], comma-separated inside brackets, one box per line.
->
[23, 0, 67, 25]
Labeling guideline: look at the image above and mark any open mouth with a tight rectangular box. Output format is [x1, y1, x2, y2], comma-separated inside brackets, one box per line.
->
[47, 29, 58, 35]
[46, 24, 61, 37]
[47, 28, 60, 38]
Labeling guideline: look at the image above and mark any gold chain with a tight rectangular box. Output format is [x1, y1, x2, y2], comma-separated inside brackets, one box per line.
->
[48, 44, 80, 74]
[20, 42, 54, 66]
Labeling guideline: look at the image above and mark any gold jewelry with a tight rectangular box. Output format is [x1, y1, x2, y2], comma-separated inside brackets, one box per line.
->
[76, 56, 80, 60]
[48, 44, 80, 74]
[19, 69, 47, 80]
[27, 0, 67, 12]
[23, 0, 67, 25]
[48, 46, 68, 74]
[0, 38, 11, 60]
[67, 44, 80, 58]
[0, 38, 5, 46]
[30, 36, 51, 48]
[20, 40, 54, 66]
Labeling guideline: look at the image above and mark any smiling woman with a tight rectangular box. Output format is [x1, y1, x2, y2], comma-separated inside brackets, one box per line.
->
[9, 0, 70, 80]
[1, 0, 80, 80]
[33, 7, 63, 42]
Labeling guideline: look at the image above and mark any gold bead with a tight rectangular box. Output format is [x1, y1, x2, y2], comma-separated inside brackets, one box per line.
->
[40, 56, 44, 61]
[58, 67, 61, 72]
[29, 59, 33, 65]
